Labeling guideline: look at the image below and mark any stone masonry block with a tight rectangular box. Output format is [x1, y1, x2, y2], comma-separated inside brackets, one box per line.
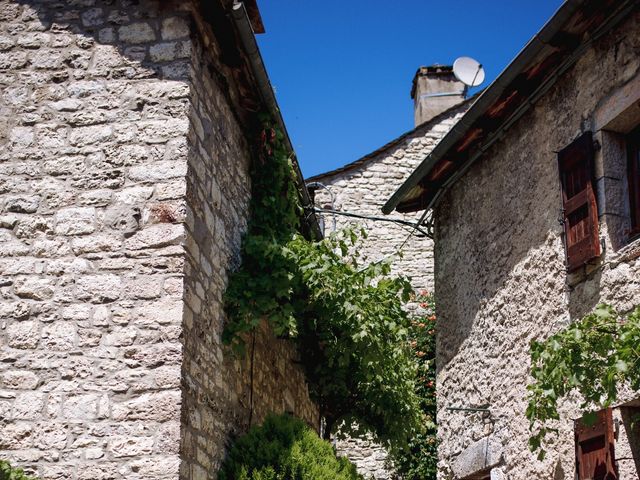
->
[128, 160, 188, 183]
[68, 125, 112, 146]
[2, 371, 39, 390]
[109, 436, 154, 458]
[161, 17, 190, 40]
[62, 394, 99, 421]
[149, 41, 191, 62]
[451, 436, 503, 479]
[32, 422, 67, 450]
[124, 223, 185, 250]
[41, 321, 77, 351]
[111, 391, 180, 422]
[3, 195, 40, 214]
[54, 207, 96, 235]
[119, 22, 156, 44]
[13, 392, 45, 420]
[76, 274, 121, 303]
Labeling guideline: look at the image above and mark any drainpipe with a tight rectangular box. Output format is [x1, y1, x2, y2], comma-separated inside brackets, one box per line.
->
[231, 2, 322, 240]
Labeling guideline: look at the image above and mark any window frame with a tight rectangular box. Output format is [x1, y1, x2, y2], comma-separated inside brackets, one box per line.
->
[558, 131, 601, 272]
[627, 126, 640, 238]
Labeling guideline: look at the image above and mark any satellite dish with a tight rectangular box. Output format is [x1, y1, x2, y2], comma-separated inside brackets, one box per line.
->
[453, 56, 485, 87]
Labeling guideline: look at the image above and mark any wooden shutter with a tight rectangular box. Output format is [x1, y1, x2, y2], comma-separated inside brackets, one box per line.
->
[558, 132, 600, 271]
[628, 126, 640, 235]
[575, 408, 617, 480]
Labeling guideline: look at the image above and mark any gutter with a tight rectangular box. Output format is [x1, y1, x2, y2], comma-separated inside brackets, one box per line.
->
[382, 0, 635, 214]
[231, 2, 323, 239]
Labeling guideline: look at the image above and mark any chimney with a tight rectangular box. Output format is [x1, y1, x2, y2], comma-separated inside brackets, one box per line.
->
[411, 65, 467, 126]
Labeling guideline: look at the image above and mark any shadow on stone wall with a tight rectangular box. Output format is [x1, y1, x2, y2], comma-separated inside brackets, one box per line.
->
[1, 2, 319, 478]
[433, 103, 570, 371]
[620, 407, 640, 474]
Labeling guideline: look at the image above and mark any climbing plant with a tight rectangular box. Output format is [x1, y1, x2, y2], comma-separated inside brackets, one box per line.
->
[0, 460, 38, 480]
[526, 303, 640, 458]
[223, 117, 423, 451]
[392, 291, 437, 479]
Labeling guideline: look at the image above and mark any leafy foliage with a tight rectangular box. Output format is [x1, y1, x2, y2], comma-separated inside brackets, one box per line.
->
[526, 304, 640, 458]
[392, 291, 437, 479]
[223, 118, 423, 450]
[0, 460, 38, 480]
[218, 413, 363, 480]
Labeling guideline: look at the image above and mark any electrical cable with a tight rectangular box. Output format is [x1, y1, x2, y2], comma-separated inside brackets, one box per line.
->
[313, 207, 431, 238]
[397, 208, 430, 252]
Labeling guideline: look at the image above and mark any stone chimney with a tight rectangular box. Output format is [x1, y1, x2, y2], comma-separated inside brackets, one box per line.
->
[411, 65, 467, 126]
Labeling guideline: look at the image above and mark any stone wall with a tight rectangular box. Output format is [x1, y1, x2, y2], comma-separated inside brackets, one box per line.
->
[180, 12, 318, 478]
[434, 9, 640, 480]
[0, 1, 317, 479]
[310, 102, 469, 479]
[311, 103, 469, 297]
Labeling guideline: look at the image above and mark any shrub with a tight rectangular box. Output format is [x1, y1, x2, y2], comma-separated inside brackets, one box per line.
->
[0, 460, 38, 480]
[218, 413, 363, 480]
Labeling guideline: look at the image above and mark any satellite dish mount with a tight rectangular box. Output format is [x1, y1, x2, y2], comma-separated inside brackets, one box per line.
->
[453, 56, 485, 87]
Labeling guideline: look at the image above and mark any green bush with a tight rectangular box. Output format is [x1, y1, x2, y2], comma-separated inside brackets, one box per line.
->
[218, 413, 363, 480]
[0, 460, 38, 480]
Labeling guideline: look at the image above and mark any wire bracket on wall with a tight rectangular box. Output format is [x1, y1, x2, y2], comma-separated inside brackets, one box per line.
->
[312, 207, 434, 239]
[446, 405, 491, 414]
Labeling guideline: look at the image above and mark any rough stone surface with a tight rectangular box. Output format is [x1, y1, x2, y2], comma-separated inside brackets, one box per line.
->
[179, 20, 318, 479]
[311, 104, 468, 299]
[0, 1, 317, 479]
[434, 11, 640, 480]
[450, 436, 502, 479]
[311, 103, 470, 478]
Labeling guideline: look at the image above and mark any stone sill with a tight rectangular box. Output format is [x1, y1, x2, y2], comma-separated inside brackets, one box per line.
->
[566, 235, 640, 287]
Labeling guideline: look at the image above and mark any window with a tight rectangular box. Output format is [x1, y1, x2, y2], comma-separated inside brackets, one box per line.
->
[574, 408, 617, 480]
[627, 126, 640, 237]
[558, 132, 601, 271]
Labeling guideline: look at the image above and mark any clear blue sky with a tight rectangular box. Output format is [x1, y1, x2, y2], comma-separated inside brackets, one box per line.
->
[256, 0, 563, 178]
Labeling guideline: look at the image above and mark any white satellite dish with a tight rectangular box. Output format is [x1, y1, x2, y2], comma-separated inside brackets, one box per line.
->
[453, 56, 485, 87]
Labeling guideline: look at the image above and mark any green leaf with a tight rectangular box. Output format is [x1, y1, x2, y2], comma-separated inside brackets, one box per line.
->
[223, 120, 424, 454]
[526, 303, 640, 458]
[582, 411, 598, 426]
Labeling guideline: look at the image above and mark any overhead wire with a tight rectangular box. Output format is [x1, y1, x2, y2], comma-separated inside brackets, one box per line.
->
[313, 207, 432, 238]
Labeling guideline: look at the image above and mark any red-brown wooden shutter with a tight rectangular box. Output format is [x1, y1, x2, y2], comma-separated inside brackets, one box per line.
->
[558, 132, 600, 271]
[574, 409, 617, 480]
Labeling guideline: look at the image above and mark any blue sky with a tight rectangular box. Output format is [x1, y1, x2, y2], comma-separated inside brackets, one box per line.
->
[256, 1, 563, 178]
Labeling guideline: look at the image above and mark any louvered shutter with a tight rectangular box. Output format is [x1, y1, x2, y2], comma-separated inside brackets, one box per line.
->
[558, 132, 600, 271]
[574, 409, 617, 480]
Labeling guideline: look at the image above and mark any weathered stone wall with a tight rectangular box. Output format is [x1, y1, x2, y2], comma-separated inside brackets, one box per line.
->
[0, 1, 190, 478]
[434, 10, 640, 480]
[311, 103, 468, 297]
[0, 1, 317, 479]
[310, 103, 469, 479]
[180, 13, 318, 478]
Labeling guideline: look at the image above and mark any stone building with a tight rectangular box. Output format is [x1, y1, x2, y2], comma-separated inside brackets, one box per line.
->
[0, 1, 319, 479]
[309, 66, 471, 303]
[309, 67, 473, 479]
[384, 0, 640, 479]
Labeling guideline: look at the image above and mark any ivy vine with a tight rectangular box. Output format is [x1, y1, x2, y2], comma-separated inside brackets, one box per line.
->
[223, 117, 423, 451]
[392, 291, 438, 479]
[526, 303, 640, 458]
[0, 460, 38, 480]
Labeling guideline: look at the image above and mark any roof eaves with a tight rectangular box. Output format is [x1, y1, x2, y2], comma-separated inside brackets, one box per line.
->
[383, 0, 635, 215]
[231, 2, 322, 239]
